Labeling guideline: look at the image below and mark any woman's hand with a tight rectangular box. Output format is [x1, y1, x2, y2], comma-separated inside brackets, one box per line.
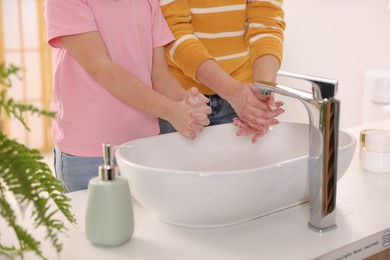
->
[232, 91, 284, 143]
[228, 83, 284, 130]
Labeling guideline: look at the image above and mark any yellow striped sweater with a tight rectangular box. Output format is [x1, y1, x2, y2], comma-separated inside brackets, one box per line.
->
[159, 0, 286, 95]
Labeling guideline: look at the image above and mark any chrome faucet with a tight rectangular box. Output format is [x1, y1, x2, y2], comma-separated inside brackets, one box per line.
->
[254, 71, 340, 233]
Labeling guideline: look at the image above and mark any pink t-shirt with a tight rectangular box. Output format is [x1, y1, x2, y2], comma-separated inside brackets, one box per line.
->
[44, 0, 174, 156]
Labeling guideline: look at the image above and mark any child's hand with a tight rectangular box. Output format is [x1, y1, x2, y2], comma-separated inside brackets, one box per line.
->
[171, 87, 211, 139]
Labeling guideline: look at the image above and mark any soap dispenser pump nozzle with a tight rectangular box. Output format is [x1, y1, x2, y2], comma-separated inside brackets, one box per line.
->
[99, 143, 116, 181]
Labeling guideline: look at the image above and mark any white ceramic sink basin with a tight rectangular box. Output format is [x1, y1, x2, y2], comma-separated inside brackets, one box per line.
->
[116, 121, 356, 229]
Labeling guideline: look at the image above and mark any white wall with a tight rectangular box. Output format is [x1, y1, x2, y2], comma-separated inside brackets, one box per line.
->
[277, 0, 390, 128]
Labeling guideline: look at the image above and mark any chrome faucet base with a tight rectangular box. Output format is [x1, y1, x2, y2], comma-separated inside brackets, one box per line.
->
[308, 223, 337, 233]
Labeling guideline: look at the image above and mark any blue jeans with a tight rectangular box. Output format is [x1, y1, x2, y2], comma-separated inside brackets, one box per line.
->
[54, 147, 103, 193]
[159, 94, 237, 134]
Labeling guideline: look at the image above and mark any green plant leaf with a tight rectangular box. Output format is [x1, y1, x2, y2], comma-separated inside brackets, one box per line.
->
[0, 63, 76, 259]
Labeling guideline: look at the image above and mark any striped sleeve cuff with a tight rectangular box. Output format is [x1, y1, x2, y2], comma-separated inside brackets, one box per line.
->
[167, 34, 214, 82]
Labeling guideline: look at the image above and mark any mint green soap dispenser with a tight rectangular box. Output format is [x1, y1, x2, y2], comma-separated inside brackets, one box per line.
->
[85, 143, 134, 246]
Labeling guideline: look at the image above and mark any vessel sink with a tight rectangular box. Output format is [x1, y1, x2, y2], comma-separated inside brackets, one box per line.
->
[116, 121, 356, 229]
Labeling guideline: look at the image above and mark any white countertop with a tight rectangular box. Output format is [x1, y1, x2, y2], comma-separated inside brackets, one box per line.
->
[4, 119, 390, 260]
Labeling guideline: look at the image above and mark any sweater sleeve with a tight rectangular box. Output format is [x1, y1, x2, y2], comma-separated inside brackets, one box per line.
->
[159, 0, 214, 82]
[246, 0, 286, 66]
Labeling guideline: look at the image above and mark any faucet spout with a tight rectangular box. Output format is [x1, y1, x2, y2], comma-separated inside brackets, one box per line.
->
[254, 71, 340, 233]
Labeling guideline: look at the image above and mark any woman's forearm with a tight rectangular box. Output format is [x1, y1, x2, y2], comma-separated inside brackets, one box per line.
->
[252, 55, 281, 83]
[195, 59, 242, 102]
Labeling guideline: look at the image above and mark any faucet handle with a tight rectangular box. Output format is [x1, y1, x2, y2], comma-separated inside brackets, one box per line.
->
[277, 71, 338, 99]
[312, 82, 337, 100]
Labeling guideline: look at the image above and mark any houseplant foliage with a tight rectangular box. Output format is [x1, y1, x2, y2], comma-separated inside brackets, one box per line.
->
[0, 63, 76, 259]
